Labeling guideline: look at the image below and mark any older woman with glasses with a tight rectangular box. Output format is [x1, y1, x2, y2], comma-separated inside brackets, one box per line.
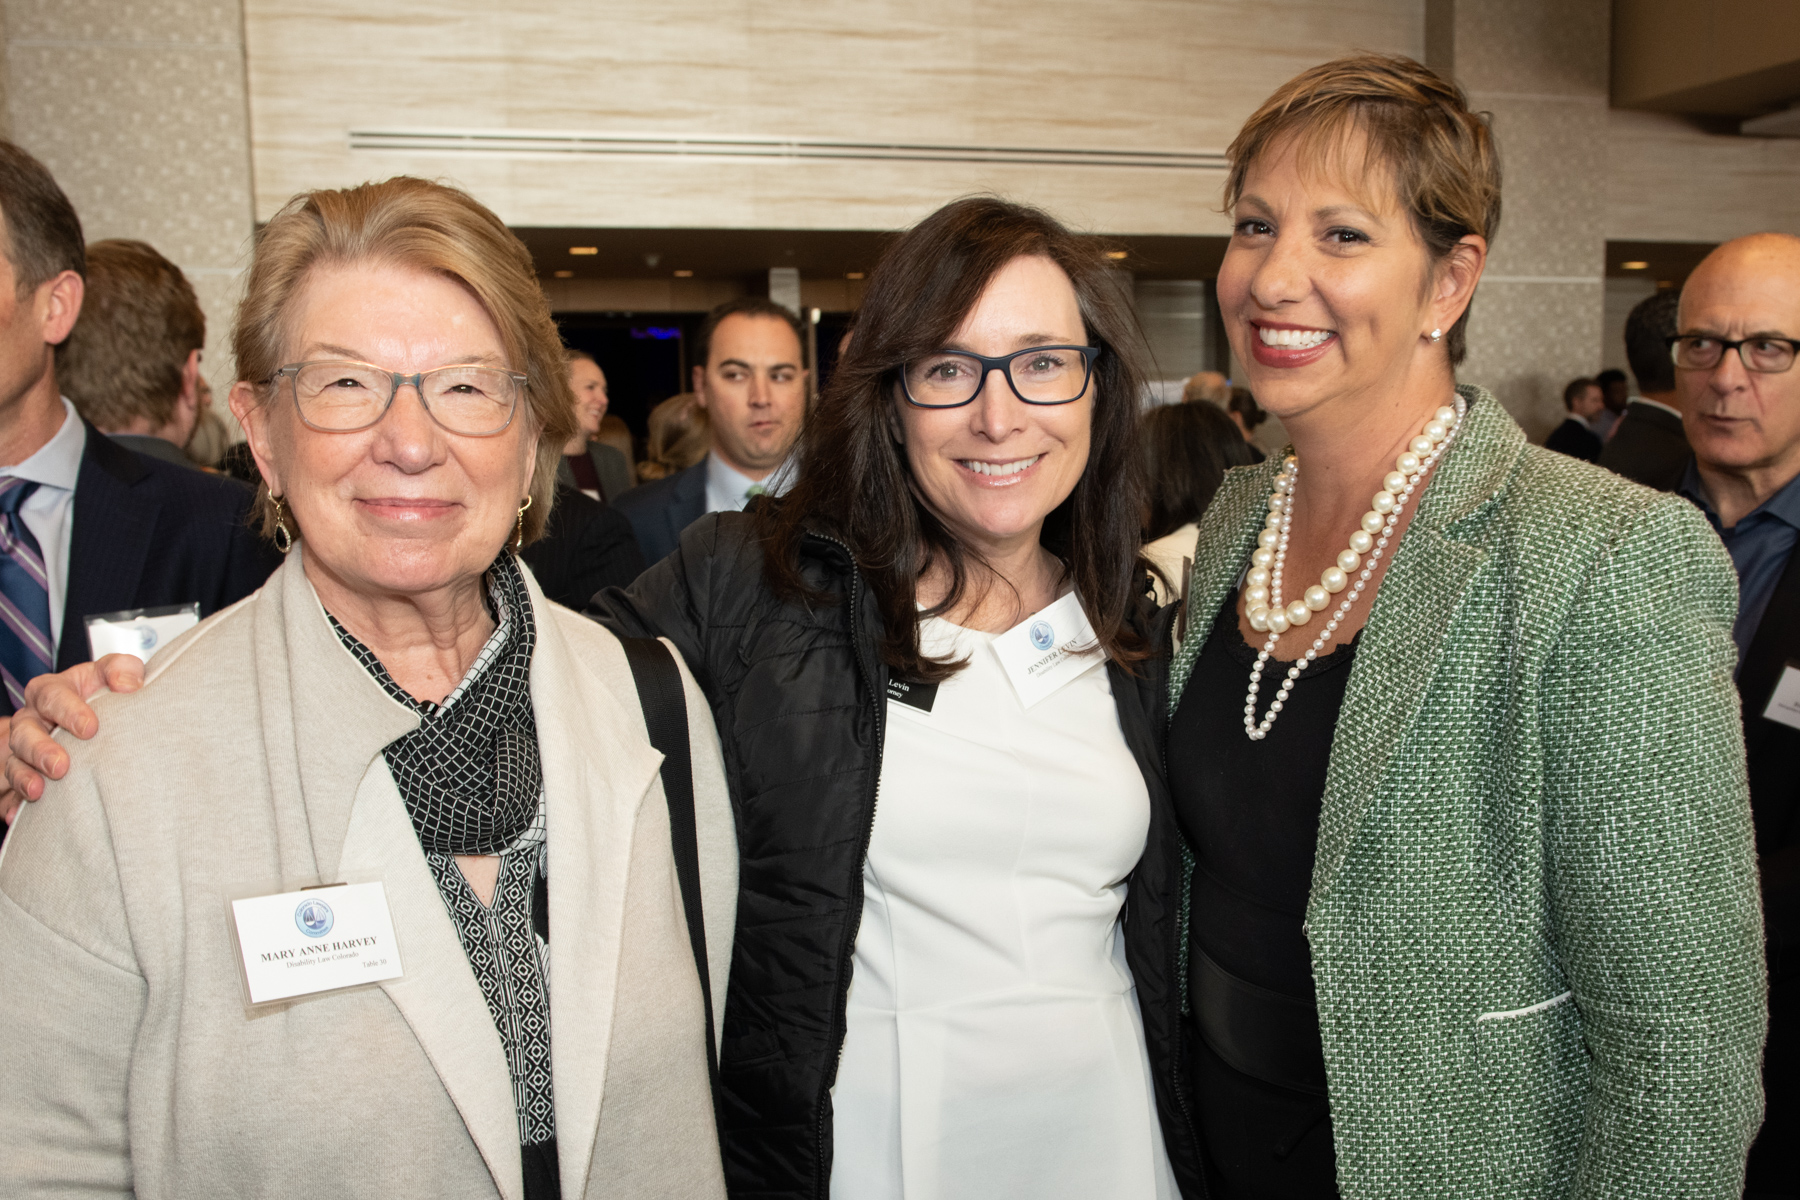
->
[0, 177, 733, 1200]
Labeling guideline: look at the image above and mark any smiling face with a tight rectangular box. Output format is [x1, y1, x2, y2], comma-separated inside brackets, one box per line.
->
[1217, 135, 1469, 429]
[1677, 234, 1800, 481]
[231, 260, 538, 601]
[568, 355, 607, 439]
[896, 254, 1092, 562]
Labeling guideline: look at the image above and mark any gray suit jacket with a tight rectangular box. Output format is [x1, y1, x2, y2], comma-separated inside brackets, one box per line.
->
[0, 551, 735, 1199]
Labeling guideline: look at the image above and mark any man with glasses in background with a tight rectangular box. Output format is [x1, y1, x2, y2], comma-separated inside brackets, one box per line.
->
[1672, 232, 1800, 1199]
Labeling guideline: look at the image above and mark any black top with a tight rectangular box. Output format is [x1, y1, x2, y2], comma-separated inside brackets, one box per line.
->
[1544, 417, 1602, 463]
[1168, 594, 1356, 1199]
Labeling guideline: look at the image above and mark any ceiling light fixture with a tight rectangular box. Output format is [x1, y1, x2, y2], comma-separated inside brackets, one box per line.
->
[1105, 250, 1128, 260]
[569, 246, 598, 256]
[846, 271, 865, 280]
[553, 270, 574, 278]
[673, 269, 694, 277]
[1621, 260, 1648, 270]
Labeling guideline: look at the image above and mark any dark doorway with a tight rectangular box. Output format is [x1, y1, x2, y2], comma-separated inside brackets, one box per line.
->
[555, 313, 701, 448]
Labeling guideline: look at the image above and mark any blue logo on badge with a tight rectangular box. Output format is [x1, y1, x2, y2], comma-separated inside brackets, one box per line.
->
[137, 627, 159, 653]
[1029, 620, 1056, 651]
[295, 897, 334, 938]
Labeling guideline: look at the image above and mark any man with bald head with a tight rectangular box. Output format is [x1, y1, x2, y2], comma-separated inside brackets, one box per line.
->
[1673, 231, 1800, 1197]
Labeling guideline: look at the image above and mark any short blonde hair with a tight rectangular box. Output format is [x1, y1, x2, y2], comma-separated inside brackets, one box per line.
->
[1225, 54, 1501, 364]
[234, 176, 575, 544]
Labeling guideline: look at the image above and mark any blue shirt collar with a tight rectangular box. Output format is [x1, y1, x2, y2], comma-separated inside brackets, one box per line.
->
[1679, 456, 1800, 534]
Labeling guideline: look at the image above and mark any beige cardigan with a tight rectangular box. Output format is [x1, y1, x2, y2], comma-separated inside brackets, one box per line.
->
[0, 550, 736, 1200]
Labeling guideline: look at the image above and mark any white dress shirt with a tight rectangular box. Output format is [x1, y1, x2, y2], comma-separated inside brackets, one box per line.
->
[704, 451, 792, 515]
[830, 615, 1178, 1200]
[0, 399, 86, 655]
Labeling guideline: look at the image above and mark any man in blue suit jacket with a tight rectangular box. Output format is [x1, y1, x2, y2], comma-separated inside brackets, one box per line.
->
[614, 296, 808, 564]
[0, 141, 278, 708]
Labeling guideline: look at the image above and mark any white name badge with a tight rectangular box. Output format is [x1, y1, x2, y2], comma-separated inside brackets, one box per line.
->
[85, 603, 199, 662]
[991, 591, 1106, 708]
[1765, 663, 1800, 733]
[231, 881, 403, 1005]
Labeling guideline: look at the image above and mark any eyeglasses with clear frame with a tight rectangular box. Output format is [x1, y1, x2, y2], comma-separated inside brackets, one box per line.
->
[900, 345, 1102, 408]
[1667, 335, 1800, 374]
[271, 360, 527, 435]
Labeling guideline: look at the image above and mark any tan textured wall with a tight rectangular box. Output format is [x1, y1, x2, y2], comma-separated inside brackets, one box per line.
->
[2, 0, 257, 408]
[243, 0, 1423, 235]
[1450, 0, 1610, 439]
[1606, 108, 1800, 242]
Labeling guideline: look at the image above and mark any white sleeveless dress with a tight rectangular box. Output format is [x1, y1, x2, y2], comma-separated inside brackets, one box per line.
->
[829, 616, 1178, 1200]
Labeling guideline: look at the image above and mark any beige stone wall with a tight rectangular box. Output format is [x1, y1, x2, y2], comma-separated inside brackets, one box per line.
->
[243, 0, 1422, 235]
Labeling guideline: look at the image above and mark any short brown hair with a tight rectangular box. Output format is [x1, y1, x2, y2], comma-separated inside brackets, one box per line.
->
[694, 295, 805, 370]
[1562, 375, 1598, 410]
[58, 239, 204, 430]
[235, 177, 576, 544]
[760, 195, 1154, 681]
[1225, 54, 1501, 365]
[0, 140, 83, 296]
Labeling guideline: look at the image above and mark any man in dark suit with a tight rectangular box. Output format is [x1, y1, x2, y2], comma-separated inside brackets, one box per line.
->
[1669, 233, 1800, 1198]
[1599, 289, 1690, 491]
[0, 141, 277, 712]
[614, 296, 809, 563]
[519, 483, 645, 609]
[556, 349, 633, 501]
[1544, 376, 1604, 461]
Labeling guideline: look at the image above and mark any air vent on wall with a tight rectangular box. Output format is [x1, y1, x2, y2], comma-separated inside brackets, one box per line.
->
[347, 128, 1228, 171]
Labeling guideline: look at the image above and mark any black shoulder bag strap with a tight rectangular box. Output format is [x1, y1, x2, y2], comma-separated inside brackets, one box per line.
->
[618, 636, 720, 1096]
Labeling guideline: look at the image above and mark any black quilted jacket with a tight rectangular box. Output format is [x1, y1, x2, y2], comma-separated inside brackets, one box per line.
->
[591, 511, 1205, 1200]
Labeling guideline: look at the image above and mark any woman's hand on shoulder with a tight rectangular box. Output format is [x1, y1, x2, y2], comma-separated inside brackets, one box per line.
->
[0, 655, 146, 822]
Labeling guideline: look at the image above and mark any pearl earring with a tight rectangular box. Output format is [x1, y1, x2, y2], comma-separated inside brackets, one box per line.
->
[1429, 328, 1443, 342]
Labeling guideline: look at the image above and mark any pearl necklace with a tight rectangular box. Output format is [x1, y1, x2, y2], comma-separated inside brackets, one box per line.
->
[1242, 395, 1466, 741]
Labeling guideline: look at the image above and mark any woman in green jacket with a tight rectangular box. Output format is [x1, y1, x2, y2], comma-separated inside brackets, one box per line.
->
[1167, 55, 1765, 1198]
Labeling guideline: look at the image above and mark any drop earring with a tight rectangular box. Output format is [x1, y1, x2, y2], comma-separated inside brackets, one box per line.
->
[270, 495, 293, 554]
[513, 495, 532, 550]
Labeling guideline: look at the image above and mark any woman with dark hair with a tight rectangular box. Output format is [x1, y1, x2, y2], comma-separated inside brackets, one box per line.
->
[1141, 401, 1260, 612]
[606, 198, 1191, 1197]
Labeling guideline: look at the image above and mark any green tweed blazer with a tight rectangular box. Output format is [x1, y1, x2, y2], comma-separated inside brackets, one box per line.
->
[1168, 386, 1766, 1199]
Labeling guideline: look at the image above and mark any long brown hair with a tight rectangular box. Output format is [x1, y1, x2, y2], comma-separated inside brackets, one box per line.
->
[759, 196, 1153, 681]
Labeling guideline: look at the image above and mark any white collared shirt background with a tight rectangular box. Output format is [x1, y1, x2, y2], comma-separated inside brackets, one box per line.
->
[704, 449, 793, 515]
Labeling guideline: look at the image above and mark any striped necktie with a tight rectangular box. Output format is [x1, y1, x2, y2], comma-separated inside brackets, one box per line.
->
[0, 478, 53, 714]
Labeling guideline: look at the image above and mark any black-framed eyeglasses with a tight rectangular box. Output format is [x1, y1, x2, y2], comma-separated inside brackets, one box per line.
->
[900, 345, 1101, 408]
[271, 360, 526, 435]
[1667, 335, 1800, 374]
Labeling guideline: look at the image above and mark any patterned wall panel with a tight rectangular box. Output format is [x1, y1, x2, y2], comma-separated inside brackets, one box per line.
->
[3, 0, 256, 405]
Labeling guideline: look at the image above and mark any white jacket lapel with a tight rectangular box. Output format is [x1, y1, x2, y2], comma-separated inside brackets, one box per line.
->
[526, 572, 664, 1200]
[337, 756, 527, 1200]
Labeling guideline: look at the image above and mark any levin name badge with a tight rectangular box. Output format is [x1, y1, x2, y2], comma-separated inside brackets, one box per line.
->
[85, 603, 199, 663]
[231, 881, 403, 1004]
[991, 591, 1105, 708]
[1765, 662, 1800, 733]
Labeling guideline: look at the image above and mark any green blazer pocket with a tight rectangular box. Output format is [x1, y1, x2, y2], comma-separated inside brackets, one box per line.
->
[1476, 991, 1588, 1199]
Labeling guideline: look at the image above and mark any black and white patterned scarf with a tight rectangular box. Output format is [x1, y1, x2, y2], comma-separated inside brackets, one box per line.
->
[329, 552, 558, 1175]
[333, 552, 542, 856]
